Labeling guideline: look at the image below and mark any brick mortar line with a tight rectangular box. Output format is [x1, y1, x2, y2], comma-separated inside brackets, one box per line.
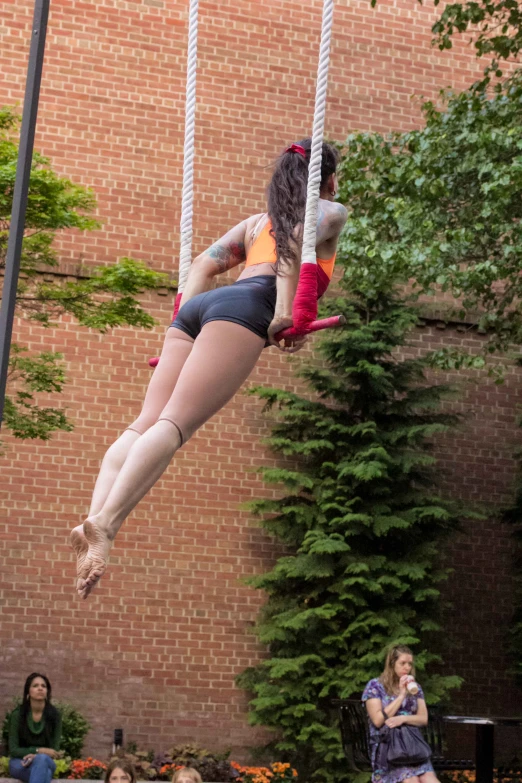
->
[1, 265, 484, 328]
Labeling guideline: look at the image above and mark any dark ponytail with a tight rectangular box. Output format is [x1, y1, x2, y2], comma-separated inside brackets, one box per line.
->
[267, 138, 339, 271]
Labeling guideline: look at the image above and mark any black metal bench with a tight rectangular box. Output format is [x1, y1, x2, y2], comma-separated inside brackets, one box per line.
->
[334, 699, 475, 774]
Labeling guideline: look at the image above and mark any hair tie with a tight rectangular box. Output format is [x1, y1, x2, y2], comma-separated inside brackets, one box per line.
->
[284, 143, 306, 159]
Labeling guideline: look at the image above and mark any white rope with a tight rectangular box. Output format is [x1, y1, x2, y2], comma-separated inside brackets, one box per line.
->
[178, 0, 199, 293]
[301, 0, 335, 266]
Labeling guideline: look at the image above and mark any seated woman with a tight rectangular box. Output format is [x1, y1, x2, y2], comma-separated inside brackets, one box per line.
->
[104, 759, 137, 783]
[172, 770, 202, 783]
[362, 645, 440, 783]
[8, 673, 62, 783]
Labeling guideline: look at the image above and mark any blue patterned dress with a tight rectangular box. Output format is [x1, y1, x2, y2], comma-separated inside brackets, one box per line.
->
[361, 677, 434, 783]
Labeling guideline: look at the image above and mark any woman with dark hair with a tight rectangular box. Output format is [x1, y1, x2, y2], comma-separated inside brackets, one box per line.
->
[71, 137, 347, 599]
[362, 646, 439, 783]
[8, 674, 62, 783]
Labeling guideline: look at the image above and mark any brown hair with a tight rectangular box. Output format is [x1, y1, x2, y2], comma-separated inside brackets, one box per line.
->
[267, 138, 339, 271]
[104, 760, 137, 783]
[379, 645, 415, 695]
[172, 770, 202, 783]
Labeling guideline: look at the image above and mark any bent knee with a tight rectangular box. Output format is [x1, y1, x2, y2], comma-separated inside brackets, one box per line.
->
[127, 415, 157, 435]
[157, 416, 185, 446]
[33, 755, 55, 767]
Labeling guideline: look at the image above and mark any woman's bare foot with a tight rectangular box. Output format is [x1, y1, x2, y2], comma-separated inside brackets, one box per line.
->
[76, 518, 113, 600]
[70, 524, 89, 593]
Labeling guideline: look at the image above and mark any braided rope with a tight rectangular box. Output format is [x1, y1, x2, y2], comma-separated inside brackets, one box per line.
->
[301, 0, 335, 266]
[178, 0, 199, 293]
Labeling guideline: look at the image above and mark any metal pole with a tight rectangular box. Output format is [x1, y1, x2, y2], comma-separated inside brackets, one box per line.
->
[0, 0, 50, 428]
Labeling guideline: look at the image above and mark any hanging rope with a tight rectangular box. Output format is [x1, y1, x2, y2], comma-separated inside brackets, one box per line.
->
[149, 0, 198, 368]
[151, 0, 340, 366]
[175, 0, 199, 308]
[276, 0, 344, 341]
[302, 0, 334, 268]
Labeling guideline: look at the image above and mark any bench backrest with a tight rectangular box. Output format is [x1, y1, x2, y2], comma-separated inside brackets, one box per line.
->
[336, 699, 446, 771]
[337, 700, 372, 772]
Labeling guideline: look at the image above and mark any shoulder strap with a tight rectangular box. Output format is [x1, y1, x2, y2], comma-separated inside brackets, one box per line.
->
[250, 213, 268, 243]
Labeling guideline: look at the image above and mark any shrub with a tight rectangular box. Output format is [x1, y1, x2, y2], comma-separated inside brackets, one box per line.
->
[164, 745, 239, 782]
[58, 704, 91, 759]
[109, 751, 158, 780]
[55, 758, 73, 779]
[192, 758, 239, 782]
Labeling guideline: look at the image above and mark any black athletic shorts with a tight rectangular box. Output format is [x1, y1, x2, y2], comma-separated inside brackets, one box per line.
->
[170, 274, 277, 340]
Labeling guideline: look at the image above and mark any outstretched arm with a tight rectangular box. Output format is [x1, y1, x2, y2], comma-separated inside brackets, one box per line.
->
[179, 219, 248, 308]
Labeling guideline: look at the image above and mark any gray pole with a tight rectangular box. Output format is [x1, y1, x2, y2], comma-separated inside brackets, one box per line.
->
[0, 0, 50, 428]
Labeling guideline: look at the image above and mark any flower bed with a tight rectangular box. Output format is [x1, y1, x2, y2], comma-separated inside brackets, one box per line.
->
[0, 754, 298, 783]
[232, 762, 297, 783]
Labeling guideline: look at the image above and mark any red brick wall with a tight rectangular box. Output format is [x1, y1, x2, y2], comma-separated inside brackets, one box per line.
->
[409, 325, 522, 712]
[1, 0, 521, 762]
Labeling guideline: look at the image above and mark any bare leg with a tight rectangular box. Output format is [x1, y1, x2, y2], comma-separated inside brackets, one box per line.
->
[88, 329, 195, 516]
[77, 321, 266, 598]
[71, 432, 141, 589]
[88, 430, 141, 517]
[72, 328, 194, 594]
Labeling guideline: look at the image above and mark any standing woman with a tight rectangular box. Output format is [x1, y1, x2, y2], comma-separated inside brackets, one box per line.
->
[71, 138, 348, 600]
[362, 646, 440, 783]
[8, 673, 62, 783]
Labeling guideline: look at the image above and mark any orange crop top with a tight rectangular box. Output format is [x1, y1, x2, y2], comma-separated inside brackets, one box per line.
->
[245, 218, 336, 298]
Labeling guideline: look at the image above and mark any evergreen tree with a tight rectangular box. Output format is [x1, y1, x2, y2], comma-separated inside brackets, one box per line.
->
[238, 291, 466, 783]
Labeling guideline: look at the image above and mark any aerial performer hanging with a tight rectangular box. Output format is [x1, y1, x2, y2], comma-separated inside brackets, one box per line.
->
[70, 0, 347, 599]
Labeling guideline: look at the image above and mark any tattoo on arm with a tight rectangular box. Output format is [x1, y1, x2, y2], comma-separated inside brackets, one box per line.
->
[207, 241, 246, 273]
[316, 203, 348, 243]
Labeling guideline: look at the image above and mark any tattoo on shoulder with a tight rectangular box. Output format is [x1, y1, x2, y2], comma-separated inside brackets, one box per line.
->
[207, 241, 246, 273]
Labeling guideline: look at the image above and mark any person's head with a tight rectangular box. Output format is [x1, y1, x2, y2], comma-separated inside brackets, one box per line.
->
[380, 645, 415, 694]
[104, 760, 137, 783]
[19, 672, 58, 730]
[22, 673, 52, 705]
[172, 769, 202, 783]
[267, 138, 340, 269]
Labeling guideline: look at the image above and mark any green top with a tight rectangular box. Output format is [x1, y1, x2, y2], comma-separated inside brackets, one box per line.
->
[8, 706, 62, 759]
